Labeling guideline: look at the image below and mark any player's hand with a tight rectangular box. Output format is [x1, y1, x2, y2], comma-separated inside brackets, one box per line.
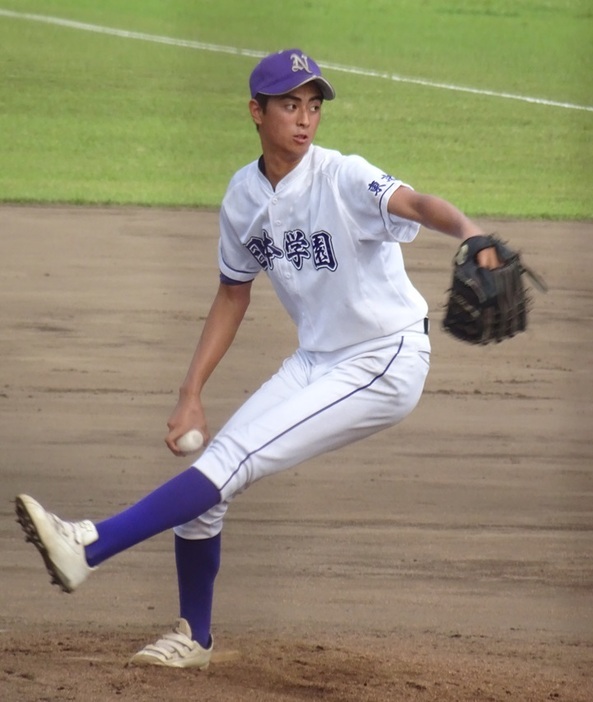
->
[166, 396, 210, 456]
[460, 233, 502, 270]
[476, 245, 502, 269]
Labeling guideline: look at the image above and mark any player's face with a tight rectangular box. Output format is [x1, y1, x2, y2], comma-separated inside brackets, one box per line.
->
[250, 82, 323, 163]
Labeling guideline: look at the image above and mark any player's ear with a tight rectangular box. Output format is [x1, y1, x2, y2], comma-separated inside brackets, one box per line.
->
[249, 98, 264, 127]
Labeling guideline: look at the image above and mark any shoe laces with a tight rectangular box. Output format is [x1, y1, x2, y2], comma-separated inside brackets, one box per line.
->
[49, 513, 96, 546]
[49, 513, 81, 542]
[149, 627, 197, 657]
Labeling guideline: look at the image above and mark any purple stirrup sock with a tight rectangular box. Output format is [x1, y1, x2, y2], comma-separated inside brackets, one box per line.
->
[175, 532, 221, 648]
[85, 467, 220, 567]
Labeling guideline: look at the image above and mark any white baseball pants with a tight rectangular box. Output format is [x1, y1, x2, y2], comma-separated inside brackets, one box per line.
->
[174, 326, 430, 539]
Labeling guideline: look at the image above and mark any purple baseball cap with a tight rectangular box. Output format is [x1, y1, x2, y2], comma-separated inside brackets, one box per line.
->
[249, 49, 335, 100]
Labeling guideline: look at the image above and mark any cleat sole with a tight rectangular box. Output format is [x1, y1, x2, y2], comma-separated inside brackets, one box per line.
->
[15, 496, 72, 594]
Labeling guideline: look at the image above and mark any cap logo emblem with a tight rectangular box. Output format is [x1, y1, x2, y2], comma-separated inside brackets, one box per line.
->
[290, 53, 313, 74]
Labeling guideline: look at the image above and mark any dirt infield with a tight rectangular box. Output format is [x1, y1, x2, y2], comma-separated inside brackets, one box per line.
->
[1, 206, 592, 701]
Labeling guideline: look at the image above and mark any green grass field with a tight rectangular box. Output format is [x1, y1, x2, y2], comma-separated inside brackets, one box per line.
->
[1, 0, 591, 217]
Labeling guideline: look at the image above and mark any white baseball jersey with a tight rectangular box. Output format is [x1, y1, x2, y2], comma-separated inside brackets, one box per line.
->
[218, 144, 428, 352]
[178, 144, 432, 539]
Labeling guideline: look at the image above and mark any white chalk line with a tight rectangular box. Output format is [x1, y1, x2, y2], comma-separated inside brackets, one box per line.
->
[1, 8, 591, 113]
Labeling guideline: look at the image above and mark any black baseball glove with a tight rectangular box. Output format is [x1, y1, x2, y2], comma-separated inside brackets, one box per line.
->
[442, 234, 547, 345]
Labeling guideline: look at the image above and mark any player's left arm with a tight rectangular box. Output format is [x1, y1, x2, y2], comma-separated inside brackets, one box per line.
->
[388, 187, 500, 268]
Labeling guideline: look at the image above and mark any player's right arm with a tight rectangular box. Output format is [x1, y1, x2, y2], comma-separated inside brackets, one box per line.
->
[166, 280, 253, 455]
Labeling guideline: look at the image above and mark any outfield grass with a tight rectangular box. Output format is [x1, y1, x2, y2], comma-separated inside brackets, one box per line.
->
[0, 1, 591, 217]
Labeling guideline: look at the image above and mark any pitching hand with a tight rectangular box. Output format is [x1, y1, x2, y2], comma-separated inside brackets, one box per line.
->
[166, 396, 210, 456]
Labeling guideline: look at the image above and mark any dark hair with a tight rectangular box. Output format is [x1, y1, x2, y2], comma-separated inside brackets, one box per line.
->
[254, 93, 270, 112]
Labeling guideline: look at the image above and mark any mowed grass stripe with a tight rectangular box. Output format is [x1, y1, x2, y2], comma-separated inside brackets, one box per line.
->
[1, 9, 591, 113]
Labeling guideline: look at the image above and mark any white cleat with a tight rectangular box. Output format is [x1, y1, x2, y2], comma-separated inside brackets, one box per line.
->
[15, 494, 98, 593]
[130, 618, 213, 669]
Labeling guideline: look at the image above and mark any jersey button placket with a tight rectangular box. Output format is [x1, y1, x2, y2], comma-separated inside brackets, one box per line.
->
[270, 196, 282, 232]
[269, 197, 291, 281]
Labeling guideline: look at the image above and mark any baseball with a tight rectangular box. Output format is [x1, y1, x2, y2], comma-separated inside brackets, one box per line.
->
[176, 429, 204, 454]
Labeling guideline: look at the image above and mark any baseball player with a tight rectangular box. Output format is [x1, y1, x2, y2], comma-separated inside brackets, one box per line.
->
[15, 49, 500, 668]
